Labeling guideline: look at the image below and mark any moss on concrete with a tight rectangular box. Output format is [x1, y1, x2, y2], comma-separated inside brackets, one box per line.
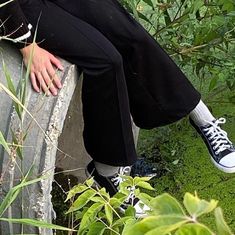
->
[137, 92, 235, 230]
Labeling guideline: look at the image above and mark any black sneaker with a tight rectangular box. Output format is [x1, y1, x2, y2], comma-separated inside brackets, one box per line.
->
[131, 157, 157, 178]
[190, 117, 235, 173]
[85, 161, 150, 218]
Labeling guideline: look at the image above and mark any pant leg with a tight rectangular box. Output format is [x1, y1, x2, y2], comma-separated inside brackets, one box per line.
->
[53, 0, 201, 129]
[20, 0, 137, 166]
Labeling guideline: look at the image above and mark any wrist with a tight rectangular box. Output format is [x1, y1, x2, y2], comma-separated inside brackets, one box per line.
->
[20, 42, 37, 55]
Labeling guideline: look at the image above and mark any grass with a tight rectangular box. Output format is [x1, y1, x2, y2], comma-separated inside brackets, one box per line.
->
[137, 89, 235, 230]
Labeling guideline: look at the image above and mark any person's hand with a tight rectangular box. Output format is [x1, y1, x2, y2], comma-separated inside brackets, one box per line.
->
[20, 42, 64, 96]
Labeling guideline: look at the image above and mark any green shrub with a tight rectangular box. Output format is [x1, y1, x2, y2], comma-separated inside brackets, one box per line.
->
[67, 177, 234, 235]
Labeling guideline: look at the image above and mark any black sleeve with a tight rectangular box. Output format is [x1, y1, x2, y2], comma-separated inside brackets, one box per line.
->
[0, 0, 33, 48]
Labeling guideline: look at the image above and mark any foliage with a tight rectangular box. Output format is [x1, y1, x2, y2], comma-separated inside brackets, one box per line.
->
[120, 0, 235, 99]
[66, 177, 234, 235]
[0, 165, 74, 232]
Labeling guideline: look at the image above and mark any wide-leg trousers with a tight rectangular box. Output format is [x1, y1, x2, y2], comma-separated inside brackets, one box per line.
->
[19, 0, 201, 166]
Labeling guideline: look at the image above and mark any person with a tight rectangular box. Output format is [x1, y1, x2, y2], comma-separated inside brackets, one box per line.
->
[1, 0, 235, 217]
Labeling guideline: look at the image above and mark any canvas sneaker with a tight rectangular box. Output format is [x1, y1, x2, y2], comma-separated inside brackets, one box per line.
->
[190, 117, 235, 173]
[85, 161, 150, 218]
[130, 157, 157, 178]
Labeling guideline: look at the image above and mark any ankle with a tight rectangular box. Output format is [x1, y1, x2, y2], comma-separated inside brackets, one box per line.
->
[189, 100, 215, 126]
[94, 161, 120, 177]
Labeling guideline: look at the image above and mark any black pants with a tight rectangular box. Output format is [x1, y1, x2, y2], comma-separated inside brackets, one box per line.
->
[20, 0, 201, 166]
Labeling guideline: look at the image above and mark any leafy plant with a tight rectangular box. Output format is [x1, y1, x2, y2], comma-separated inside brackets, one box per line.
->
[67, 177, 234, 235]
[120, 0, 235, 100]
[0, 166, 75, 232]
[66, 176, 154, 235]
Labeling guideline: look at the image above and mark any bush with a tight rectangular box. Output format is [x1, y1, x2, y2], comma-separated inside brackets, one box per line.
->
[66, 177, 234, 235]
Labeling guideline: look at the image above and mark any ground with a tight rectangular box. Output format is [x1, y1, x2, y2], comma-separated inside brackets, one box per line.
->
[137, 90, 235, 230]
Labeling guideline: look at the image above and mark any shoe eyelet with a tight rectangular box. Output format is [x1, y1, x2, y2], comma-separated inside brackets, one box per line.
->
[114, 182, 118, 186]
[215, 151, 218, 155]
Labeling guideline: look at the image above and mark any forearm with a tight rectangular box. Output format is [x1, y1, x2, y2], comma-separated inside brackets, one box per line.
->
[0, 0, 33, 48]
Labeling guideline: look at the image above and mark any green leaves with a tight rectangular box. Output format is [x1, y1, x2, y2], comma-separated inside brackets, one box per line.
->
[0, 218, 74, 232]
[2, 60, 23, 119]
[0, 131, 10, 154]
[175, 223, 213, 235]
[105, 203, 113, 225]
[135, 181, 155, 191]
[183, 192, 218, 218]
[150, 193, 186, 216]
[123, 215, 188, 235]
[215, 207, 233, 235]
[67, 189, 97, 213]
[66, 178, 234, 235]
[0, 170, 46, 217]
[122, 0, 235, 101]
[66, 184, 88, 202]
[86, 222, 106, 235]
[67, 176, 157, 234]
[78, 202, 104, 234]
[142, 0, 154, 9]
[122, 192, 233, 235]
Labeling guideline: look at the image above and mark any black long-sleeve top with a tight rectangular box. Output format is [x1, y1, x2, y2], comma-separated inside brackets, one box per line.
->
[0, 0, 33, 48]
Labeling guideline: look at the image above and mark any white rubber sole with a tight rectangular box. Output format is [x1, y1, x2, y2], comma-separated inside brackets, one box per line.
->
[211, 157, 235, 174]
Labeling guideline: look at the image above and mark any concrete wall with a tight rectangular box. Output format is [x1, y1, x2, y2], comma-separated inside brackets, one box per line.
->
[0, 41, 82, 234]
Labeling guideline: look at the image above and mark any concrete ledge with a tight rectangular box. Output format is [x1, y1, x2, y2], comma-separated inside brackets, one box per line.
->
[0, 41, 82, 234]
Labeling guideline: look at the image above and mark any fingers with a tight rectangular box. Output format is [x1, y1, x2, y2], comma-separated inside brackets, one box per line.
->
[46, 62, 62, 89]
[31, 66, 62, 96]
[41, 69, 58, 96]
[32, 66, 62, 96]
[26, 45, 63, 96]
[49, 54, 64, 71]
[30, 72, 40, 93]
[36, 72, 52, 96]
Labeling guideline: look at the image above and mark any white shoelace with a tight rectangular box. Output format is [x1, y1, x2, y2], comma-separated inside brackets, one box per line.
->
[124, 187, 136, 205]
[110, 166, 136, 204]
[203, 118, 232, 155]
[110, 166, 131, 186]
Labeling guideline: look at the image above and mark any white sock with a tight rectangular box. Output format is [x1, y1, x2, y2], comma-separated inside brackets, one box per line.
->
[189, 100, 215, 126]
[94, 161, 120, 177]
